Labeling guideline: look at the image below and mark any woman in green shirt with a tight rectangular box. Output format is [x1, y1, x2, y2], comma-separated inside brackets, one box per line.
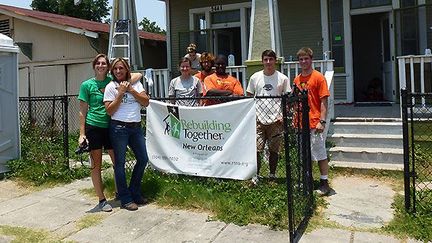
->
[78, 54, 142, 212]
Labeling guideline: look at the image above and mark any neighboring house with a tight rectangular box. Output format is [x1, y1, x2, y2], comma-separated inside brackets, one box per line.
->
[160, 0, 431, 103]
[0, 4, 167, 97]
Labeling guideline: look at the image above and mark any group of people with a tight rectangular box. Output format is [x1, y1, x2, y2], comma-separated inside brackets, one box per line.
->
[78, 46, 331, 213]
[171, 46, 331, 195]
[169, 51, 243, 106]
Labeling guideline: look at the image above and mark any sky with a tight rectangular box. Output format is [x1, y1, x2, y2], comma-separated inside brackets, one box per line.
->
[0, 0, 166, 29]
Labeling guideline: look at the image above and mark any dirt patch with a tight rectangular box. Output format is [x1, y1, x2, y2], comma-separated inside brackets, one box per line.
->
[0, 179, 33, 202]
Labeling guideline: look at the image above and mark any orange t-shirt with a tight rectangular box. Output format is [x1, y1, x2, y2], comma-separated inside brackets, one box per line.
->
[194, 71, 214, 96]
[203, 73, 244, 105]
[293, 70, 330, 129]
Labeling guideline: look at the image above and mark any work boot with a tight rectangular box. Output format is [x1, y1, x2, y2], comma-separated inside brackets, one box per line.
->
[316, 179, 330, 196]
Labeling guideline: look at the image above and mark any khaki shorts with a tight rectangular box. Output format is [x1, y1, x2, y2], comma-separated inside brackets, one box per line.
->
[310, 129, 327, 161]
[257, 121, 283, 153]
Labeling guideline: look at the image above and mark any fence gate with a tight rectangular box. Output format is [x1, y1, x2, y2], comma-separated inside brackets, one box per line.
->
[401, 89, 432, 213]
[282, 91, 314, 242]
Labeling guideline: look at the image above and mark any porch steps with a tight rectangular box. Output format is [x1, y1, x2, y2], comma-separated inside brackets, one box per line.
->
[328, 118, 404, 170]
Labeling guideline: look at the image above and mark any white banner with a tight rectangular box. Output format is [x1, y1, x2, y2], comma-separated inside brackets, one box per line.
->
[146, 99, 257, 180]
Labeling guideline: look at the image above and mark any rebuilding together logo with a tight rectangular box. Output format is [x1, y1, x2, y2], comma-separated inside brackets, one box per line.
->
[162, 105, 231, 151]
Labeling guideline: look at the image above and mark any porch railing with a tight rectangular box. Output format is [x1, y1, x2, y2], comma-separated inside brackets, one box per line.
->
[226, 65, 247, 94]
[140, 68, 170, 98]
[398, 54, 432, 107]
[142, 60, 334, 121]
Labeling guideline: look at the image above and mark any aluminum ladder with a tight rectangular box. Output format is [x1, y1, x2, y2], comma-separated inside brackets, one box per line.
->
[108, 19, 131, 63]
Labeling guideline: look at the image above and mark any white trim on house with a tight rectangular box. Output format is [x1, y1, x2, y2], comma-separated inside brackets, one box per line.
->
[189, 2, 251, 64]
[268, 0, 275, 52]
[248, 0, 256, 60]
[165, 0, 171, 74]
[320, 0, 330, 53]
[273, 0, 282, 58]
[350, 5, 392, 15]
[343, 0, 354, 102]
[240, 7, 248, 64]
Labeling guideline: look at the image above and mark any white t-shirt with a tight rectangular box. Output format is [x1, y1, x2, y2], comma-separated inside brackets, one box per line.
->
[184, 53, 201, 70]
[247, 70, 291, 125]
[168, 75, 202, 106]
[103, 81, 145, 122]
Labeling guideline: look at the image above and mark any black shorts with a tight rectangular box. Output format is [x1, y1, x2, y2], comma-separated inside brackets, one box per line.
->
[85, 123, 113, 151]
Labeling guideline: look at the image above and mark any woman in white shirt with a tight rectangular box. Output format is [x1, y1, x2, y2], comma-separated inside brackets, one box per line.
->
[168, 58, 203, 106]
[103, 58, 149, 211]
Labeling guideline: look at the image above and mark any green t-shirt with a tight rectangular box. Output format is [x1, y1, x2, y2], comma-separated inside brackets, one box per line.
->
[78, 76, 112, 128]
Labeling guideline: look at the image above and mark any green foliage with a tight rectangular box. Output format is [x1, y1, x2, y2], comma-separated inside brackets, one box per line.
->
[31, 0, 110, 22]
[139, 17, 165, 34]
[384, 194, 432, 241]
[7, 124, 89, 186]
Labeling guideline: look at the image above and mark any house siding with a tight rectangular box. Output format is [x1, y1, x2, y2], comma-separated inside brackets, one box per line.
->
[169, 0, 250, 72]
[278, 0, 323, 59]
[14, 19, 97, 63]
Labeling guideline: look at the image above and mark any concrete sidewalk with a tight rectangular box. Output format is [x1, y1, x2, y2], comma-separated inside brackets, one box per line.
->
[0, 176, 421, 242]
[0, 178, 288, 242]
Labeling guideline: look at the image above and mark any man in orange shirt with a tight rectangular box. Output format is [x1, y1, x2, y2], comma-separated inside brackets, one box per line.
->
[204, 55, 244, 105]
[293, 47, 331, 196]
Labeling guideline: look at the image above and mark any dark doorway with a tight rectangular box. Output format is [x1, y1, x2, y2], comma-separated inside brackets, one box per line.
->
[352, 13, 389, 102]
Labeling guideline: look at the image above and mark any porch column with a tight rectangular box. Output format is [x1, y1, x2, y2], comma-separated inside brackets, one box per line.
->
[246, 0, 282, 79]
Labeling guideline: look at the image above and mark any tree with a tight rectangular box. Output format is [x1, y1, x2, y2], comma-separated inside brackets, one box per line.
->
[139, 17, 165, 34]
[31, 0, 110, 22]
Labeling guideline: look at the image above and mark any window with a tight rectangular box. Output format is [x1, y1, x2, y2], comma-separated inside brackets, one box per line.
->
[350, 0, 392, 9]
[329, 0, 345, 72]
[0, 19, 10, 37]
[194, 13, 206, 30]
[400, 0, 416, 8]
[211, 10, 240, 24]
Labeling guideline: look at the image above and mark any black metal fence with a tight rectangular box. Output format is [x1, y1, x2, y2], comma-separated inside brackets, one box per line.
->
[155, 94, 314, 241]
[19, 95, 71, 159]
[401, 89, 432, 213]
[18, 94, 314, 241]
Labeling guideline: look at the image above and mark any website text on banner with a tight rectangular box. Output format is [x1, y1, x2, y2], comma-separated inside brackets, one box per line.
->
[146, 99, 257, 180]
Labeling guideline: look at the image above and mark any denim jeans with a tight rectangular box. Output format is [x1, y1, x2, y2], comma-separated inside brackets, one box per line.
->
[109, 121, 148, 206]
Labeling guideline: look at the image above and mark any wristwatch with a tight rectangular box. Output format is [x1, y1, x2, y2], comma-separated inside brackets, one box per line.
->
[320, 120, 326, 125]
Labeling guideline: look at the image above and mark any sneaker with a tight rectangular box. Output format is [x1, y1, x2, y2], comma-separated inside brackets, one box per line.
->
[134, 196, 148, 205]
[269, 173, 276, 180]
[98, 200, 113, 212]
[316, 179, 331, 196]
[122, 202, 138, 211]
[250, 175, 260, 186]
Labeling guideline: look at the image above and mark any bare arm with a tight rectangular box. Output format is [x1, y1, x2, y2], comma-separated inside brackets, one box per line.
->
[104, 81, 129, 116]
[315, 96, 328, 133]
[205, 89, 233, 96]
[130, 72, 143, 84]
[78, 101, 88, 144]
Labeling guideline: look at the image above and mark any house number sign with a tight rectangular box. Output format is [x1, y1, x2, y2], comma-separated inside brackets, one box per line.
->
[210, 5, 223, 12]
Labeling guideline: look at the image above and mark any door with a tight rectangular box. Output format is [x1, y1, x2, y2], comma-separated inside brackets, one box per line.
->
[212, 27, 242, 65]
[380, 14, 395, 101]
[214, 29, 234, 58]
[0, 52, 20, 171]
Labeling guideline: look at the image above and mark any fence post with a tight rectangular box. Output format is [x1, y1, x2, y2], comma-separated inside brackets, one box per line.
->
[301, 90, 313, 207]
[282, 93, 295, 242]
[62, 95, 69, 165]
[401, 89, 411, 211]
